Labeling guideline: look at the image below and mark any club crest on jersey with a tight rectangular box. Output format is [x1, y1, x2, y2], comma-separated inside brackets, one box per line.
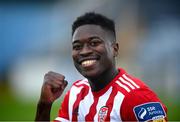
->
[133, 102, 166, 121]
[98, 106, 108, 122]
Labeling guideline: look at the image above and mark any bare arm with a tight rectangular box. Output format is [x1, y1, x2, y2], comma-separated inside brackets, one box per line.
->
[35, 101, 52, 121]
[35, 71, 68, 121]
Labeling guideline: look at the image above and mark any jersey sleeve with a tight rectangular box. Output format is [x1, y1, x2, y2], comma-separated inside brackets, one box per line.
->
[120, 88, 168, 121]
[54, 90, 70, 122]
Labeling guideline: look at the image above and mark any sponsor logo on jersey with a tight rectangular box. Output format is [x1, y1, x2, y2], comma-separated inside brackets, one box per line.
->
[98, 106, 108, 122]
[133, 102, 166, 121]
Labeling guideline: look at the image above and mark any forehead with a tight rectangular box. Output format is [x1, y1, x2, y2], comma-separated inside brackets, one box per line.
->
[72, 24, 107, 42]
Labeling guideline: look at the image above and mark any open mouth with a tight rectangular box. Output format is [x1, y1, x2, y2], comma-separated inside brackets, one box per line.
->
[81, 59, 97, 67]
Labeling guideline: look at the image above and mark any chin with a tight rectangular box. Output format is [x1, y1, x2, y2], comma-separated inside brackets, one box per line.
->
[82, 72, 97, 79]
[80, 68, 102, 79]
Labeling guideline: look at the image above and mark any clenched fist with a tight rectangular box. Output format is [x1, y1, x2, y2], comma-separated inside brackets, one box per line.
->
[39, 71, 68, 104]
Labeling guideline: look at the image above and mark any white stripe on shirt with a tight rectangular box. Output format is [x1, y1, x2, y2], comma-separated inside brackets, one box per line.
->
[75, 79, 89, 86]
[122, 74, 140, 88]
[55, 117, 70, 122]
[110, 91, 124, 122]
[78, 88, 94, 121]
[119, 77, 135, 89]
[68, 86, 83, 121]
[116, 80, 131, 92]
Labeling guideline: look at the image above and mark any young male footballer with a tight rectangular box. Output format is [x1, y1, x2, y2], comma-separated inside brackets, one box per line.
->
[35, 12, 168, 121]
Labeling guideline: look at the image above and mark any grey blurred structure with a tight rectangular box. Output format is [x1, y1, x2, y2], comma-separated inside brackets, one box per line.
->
[0, 0, 179, 103]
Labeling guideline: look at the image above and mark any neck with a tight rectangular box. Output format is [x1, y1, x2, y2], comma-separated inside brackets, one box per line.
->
[88, 67, 119, 92]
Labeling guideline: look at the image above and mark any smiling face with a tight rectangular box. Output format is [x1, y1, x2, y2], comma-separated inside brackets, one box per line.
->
[72, 24, 118, 78]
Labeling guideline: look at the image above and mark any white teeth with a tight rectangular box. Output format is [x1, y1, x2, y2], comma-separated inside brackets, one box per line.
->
[81, 60, 96, 67]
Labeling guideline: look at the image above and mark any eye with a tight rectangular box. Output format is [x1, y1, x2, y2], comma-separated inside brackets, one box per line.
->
[72, 43, 82, 50]
[89, 38, 102, 47]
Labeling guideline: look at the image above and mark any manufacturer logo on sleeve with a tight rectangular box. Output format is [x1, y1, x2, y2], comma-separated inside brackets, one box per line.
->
[133, 102, 166, 121]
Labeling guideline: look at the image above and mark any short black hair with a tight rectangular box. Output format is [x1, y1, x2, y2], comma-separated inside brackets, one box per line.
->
[72, 12, 116, 38]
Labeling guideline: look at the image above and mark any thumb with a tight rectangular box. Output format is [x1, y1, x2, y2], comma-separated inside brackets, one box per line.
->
[64, 80, 68, 87]
[61, 80, 68, 89]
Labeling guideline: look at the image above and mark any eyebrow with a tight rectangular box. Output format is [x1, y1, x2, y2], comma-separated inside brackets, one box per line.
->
[72, 40, 80, 44]
[72, 36, 103, 44]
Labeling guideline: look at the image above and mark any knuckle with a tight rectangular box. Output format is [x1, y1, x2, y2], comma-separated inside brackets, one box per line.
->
[56, 74, 65, 80]
[44, 73, 49, 77]
[44, 72, 52, 78]
[44, 71, 65, 81]
[60, 75, 65, 80]
[47, 71, 54, 76]
[48, 71, 53, 74]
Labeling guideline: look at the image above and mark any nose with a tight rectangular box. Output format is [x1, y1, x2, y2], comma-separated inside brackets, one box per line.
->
[79, 44, 93, 56]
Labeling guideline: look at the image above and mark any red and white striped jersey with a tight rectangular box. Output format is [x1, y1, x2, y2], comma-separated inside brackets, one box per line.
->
[55, 68, 167, 122]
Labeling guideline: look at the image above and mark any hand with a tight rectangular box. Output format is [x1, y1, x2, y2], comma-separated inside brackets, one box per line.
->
[39, 71, 68, 104]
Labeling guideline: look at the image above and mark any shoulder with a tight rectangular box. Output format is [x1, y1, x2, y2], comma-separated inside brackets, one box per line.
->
[65, 79, 90, 97]
[113, 70, 148, 96]
[116, 71, 164, 104]
[114, 68, 167, 121]
[120, 89, 167, 121]
[72, 78, 90, 87]
[119, 79, 167, 121]
[58, 79, 90, 114]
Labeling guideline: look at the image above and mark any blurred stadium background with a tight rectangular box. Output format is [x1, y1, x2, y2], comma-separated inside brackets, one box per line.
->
[0, 0, 180, 121]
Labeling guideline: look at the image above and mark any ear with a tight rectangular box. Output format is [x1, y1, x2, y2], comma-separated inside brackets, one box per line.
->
[112, 42, 119, 57]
